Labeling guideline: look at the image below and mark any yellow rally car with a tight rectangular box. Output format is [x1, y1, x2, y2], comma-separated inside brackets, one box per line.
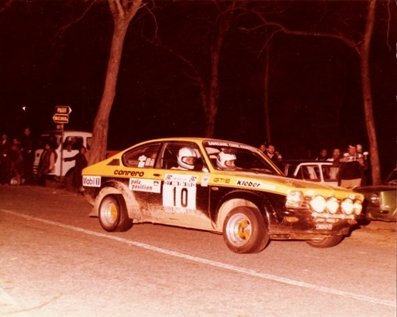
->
[82, 137, 364, 254]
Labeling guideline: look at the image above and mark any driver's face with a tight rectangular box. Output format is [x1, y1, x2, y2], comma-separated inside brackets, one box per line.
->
[225, 160, 236, 168]
[183, 157, 196, 165]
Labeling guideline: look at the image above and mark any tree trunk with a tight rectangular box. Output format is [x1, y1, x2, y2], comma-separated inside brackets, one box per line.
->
[360, 0, 381, 184]
[204, 5, 234, 137]
[88, 21, 129, 164]
[88, 0, 142, 164]
[263, 45, 271, 144]
[205, 44, 221, 137]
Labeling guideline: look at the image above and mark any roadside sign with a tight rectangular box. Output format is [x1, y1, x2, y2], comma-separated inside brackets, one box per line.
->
[52, 113, 69, 124]
[55, 105, 72, 115]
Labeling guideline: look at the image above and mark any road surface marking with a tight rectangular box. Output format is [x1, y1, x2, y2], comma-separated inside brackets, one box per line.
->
[1, 208, 395, 308]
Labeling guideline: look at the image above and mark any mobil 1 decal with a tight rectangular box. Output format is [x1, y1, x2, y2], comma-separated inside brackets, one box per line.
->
[162, 173, 198, 213]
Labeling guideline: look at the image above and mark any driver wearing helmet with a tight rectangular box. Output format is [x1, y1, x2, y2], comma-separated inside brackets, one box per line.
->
[175, 147, 197, 170]
[216, 151, 237, 170]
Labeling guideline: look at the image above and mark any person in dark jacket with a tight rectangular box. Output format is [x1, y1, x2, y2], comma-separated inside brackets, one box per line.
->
[0, 133, 11, 184]
[9, 138, 24, 185]
[64, 146, 88, 192]
[37, 143, 56, 186]
[20, 127, 35, 184]
[338, 145, 365, 188]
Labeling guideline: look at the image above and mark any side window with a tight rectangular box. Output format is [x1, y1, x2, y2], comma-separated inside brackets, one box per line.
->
[306, 166, 319, 181]
[63, 136, 84, 151]
[295, 166, 304, 179]
[122, 143, 161, 168]
[328, 166, 339, 180]
[161, 142, 204, 171]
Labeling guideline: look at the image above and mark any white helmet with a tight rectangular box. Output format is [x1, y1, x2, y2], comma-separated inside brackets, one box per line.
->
[177, 147, 197, 170]
[216, 152, 236, 169]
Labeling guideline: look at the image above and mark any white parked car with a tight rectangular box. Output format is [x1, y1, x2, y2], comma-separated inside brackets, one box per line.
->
[33, 130, 92, 180]
[284, 161, 339, 187]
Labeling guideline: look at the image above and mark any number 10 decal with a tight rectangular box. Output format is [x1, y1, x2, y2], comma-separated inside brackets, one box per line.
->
[162, 174, 198, 212]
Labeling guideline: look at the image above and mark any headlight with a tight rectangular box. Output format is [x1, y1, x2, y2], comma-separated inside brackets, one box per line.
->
[353, 200, 363, 215]
[326, 197, 339, 214]
[286, 190, 304, 208]
[310, 195, 326, 213]
[341, 198, 354, 215]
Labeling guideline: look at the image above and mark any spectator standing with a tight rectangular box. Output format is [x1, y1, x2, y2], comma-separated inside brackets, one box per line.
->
[356, 143, 369, 185]
[37, 143, 56, 186]
[0, 133, 11, 184]
[315, 148, 328, 161]
[338, 145, 365, 188]
[20, 127, 35, 184]
[258, 144, 266, 153]
[265, 144, 283, 168]
[326, 148, 341, 163]
[64, 146, 88, 192]
[9, 138, 24, 185]
[326, 148, 342, 179]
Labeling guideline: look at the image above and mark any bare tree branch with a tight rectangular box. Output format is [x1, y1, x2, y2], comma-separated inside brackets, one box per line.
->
[241, 12, 360, 54]
[55, 0, 98, 40]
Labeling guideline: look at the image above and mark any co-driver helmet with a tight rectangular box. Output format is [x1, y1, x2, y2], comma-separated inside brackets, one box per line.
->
[216, 151, 236, 169]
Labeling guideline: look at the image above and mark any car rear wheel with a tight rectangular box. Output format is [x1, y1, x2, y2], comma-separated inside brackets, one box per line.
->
[223, 206, 269, 253]
[99, 195, 132, 232]
[306, 235, 344, 248]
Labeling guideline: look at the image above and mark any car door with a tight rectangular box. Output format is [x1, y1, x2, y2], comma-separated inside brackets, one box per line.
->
[147, 141, 212, 231]
[121, 142, 163, 220]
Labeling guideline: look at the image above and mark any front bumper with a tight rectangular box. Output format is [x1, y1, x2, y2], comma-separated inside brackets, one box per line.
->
[268, 210, 357, 240]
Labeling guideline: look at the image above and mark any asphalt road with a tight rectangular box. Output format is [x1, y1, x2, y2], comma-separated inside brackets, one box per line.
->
[0, 185, 396, 317]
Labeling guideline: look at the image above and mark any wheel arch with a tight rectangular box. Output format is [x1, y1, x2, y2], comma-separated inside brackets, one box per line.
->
[93, 180, 140, 219]
[214, 191, 271, 232]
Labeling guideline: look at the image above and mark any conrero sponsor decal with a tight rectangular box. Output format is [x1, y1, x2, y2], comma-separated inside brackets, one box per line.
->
[82, 176, 101, 187]
[114, 170, 144, 177]
[129, 178, 161, 193]
[237, 180, 261, 188]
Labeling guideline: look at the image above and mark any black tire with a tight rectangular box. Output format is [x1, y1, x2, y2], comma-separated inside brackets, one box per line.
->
[306, 235, 344, 248]
[223, 206, 269, 254]
[98, 195, 132, 232]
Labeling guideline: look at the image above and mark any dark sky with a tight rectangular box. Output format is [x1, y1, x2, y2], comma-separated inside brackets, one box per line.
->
[0, 0, 395, 175]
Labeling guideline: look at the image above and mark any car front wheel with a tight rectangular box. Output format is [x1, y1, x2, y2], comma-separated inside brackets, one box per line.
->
[223, 206, 269, 254]
[99, 194, 132, 232]
[306, 235, 344, 248]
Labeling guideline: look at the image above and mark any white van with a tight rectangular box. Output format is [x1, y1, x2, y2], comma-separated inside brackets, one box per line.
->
[33, 130, 92, 180]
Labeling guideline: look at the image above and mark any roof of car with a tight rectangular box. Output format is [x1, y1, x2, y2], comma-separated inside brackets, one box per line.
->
[132, 137, 258, 149]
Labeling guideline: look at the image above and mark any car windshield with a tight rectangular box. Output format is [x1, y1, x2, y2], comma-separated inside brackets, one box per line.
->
[203, 140, 281, 175]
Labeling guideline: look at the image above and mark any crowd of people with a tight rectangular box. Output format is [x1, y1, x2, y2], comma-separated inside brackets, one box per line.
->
[258, 142, 369, 188]
[1, 127, 369, 190]
[0, 128, 35, 186]
[0, 127, 88, 191]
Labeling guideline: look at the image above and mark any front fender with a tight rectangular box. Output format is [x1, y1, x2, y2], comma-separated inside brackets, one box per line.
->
[215, 198, 258, 232]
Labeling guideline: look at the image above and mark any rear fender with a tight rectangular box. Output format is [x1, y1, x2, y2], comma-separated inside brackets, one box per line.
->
[93, 181, 140, 219]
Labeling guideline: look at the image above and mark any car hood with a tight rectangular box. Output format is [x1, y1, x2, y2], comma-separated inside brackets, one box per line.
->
[354, 185, 397, 193]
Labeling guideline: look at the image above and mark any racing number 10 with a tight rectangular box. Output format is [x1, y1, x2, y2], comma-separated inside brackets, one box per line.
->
[174, 187, 188, 208]
[163, 183, 197, 211]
